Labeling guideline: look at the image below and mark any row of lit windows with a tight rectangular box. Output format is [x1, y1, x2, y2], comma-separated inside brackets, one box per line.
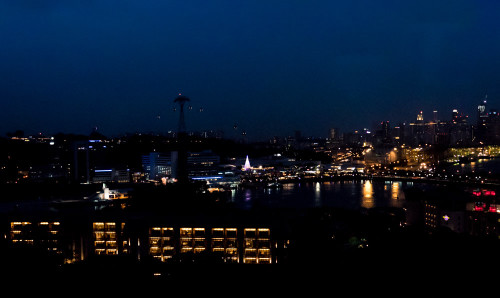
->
[93, 222, 125, 231]
[9, 222, 272, 263]
[10, 221, 60, 237]
[149, 227, 270, 239]
[9, 221, 62, 253]
[149, 227, 272, 263]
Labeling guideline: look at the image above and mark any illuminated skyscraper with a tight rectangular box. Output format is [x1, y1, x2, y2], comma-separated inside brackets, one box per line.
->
[433, 110, 438, 123]
[329, 128, 338, 140]
[477, 95, 488, 125]
[452, 109, 459, 123]
[417, 111, 423, 122]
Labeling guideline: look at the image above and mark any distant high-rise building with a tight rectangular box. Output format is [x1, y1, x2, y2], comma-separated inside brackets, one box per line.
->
[477, 95, 488, 125]
[485, 109, 500, 144]
[449, 109, 472, 146]
[380, 121, 390, 140]
[417, 111, 424, 122]
[433, 110, 438, 123]
[373, 121, 391, 146]
[73, 141, 90, 184]
[329, 128, 338, 140]
[452, 109, 459, 123]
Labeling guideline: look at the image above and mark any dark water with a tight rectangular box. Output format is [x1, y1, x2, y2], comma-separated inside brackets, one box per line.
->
[441, 157, 500, 175]
[231, 180, 428, 210]
[229, 157, 500, 211]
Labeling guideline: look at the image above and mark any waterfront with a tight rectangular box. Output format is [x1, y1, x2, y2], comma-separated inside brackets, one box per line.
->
[439, 157, 500, 176]
[232, 180, 413, 210]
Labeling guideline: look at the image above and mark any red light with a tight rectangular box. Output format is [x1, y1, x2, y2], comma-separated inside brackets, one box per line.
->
[485, 191, 491, 196]
[489, 206, 497, 213]
[491, 191, 496, 196]
[474, 206, 484, 211]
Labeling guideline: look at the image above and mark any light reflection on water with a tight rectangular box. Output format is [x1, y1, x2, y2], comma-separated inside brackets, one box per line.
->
[362, 180, 374, 209]
[314, 182, 321, 207]
[443, 157, 500, 174]
[232, 180, 409, 210]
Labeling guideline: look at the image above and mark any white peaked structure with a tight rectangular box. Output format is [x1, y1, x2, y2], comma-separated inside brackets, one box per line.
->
[243, 155, 251, 171]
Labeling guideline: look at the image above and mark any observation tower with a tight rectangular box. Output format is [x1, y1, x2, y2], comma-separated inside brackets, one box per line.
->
[174, 93, 190, 134]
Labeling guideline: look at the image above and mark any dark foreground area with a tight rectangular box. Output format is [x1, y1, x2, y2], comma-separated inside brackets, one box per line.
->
[3, 224, 498, 291]
[1, 183, 499, 292]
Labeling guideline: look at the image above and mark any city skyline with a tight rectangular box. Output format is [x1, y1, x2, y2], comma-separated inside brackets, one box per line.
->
[3, 2, 500, 284]
[2, 96, 494, 142]
[2, 1, 500, 140]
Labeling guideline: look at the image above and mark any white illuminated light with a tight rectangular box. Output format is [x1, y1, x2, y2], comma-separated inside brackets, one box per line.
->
[243, 155, 251, 171]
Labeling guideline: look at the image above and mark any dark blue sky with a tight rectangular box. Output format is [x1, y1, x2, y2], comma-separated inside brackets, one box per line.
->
[1, 1, 500, 140]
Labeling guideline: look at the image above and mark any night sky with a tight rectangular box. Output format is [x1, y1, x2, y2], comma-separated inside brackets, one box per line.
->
[1, 1, 500, 141]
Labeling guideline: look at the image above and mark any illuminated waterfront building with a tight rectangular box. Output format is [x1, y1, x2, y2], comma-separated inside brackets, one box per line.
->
[142, 152, 174, 181]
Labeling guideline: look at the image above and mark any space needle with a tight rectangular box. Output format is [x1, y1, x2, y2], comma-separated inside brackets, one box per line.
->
[173, 93, 191, 183]
[174, 93, 190, 134]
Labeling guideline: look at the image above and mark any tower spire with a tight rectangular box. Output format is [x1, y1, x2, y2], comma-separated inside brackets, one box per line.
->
[244, 155, 251, 171]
